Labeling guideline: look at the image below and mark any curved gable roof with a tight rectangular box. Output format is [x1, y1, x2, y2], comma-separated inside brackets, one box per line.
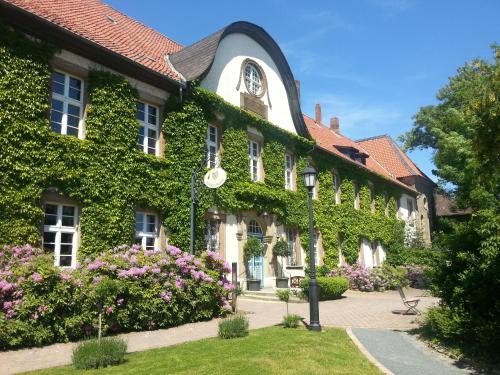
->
[168, 21, 310, 138]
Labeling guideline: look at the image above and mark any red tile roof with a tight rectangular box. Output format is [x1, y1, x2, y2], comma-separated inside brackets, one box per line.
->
[356, 135, 431, 181]
[303, 115, 416, 192]
[4, 0, 184, 81]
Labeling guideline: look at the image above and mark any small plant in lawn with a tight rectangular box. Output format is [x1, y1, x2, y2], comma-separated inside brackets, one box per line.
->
[282, 314, 301, 328]
[72, 337, 127, 370]
[276, 288, 291, 315]
[218, 314, 249, 339]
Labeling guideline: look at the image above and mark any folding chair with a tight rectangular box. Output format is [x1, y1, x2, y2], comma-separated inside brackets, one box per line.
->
[398, 287, 421, 315]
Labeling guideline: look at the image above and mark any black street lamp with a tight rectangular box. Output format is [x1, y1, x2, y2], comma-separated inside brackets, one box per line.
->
[301, 165, 321, 331]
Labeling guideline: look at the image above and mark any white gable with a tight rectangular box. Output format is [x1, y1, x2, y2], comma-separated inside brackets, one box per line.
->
[200, 33, 296, 135]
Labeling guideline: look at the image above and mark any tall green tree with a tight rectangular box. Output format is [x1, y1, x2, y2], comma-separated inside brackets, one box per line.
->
[401, 45, 499, 362]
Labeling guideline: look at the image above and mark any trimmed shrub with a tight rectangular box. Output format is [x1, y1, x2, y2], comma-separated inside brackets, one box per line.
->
[0, 244, 233, 349]
[72, 337, 127, 369]
[218, 314, 249, 339]
[282, 314, 301, 328]
[300, 277, 349, 300]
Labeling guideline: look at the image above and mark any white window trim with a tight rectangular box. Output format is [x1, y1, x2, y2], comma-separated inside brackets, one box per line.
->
[42, 202, 78, 268]
[285, 153, 294, 190]
[285, 228, 297, 266]
[248, 140, 260, 182]
[369, 182, 376, 213]
[205, 218, 220, 253]
[333, 170, 341, 204]
[137, 101, 160, 156]
[206, 124, 220, 168]
[51, 70, 84, 139]
[313, 232, 320, 266]
[354, 182, 360, 209]
[244, 62, 263, 96]
[135, 211, 158, 250]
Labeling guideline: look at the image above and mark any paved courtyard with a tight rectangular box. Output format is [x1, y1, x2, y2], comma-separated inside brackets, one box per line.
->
[240, 288, 437, 329]
[0, 288, 438, 374]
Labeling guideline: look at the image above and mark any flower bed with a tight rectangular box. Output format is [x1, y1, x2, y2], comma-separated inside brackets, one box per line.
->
[0, 244, 233, 349]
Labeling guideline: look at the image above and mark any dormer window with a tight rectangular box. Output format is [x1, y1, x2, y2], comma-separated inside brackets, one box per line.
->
[244, 61, 265, 97]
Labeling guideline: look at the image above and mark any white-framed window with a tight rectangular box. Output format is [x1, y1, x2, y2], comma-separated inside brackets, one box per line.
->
[50, 71, 83, 138]
[353, 182, 360, 209]
[369, 183, 376, 213]
[338, 234, 346, 266]
[206, 125, 220, 168]
[135, 211, 157, 250]
[407, 198, 414, 220]
[205, 219, 220, 253]
[285, 153, 294, 190]
[244, 62, 263, 96]
[248, 140, 260, 182]
[43, 203, 78, 268]
[137, 102, 159, 156]
[313, 232, 320, 266]
[285, 227, 297, 266]
[312, 172, 319, 199]
[332, 170, 341, 204]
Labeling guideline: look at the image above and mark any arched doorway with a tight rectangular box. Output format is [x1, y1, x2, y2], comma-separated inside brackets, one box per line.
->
[247, 219, 264, 287]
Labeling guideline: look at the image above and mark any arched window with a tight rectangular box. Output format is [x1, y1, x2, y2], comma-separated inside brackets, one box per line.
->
[247, 219, 263, 238]
[244, 62, 265, 96]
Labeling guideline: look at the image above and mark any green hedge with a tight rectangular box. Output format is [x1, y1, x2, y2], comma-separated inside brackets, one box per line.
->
[300, 276, 349, 301]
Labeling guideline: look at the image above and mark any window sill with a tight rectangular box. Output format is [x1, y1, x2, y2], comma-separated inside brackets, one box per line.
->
[285, 265, 304, 270]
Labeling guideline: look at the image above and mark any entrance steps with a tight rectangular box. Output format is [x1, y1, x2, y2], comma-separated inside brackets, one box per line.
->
[240, 287, 306, 303]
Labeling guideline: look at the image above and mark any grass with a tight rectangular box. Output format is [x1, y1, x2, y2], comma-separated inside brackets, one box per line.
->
[25, 327, 381, 375]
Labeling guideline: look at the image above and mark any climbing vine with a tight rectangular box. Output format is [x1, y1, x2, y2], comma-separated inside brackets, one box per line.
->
[164, 87, 405, 265]
[0, 23, 405, 265]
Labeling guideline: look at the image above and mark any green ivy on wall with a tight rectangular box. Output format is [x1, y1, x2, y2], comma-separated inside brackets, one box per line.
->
[0, 23, 405, 266]
[164, 87, 405, 265]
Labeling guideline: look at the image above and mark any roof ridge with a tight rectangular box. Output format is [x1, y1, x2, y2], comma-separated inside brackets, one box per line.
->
[355, 134, 390, 143]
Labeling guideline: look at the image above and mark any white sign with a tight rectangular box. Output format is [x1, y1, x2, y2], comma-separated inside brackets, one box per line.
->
[203, 167, 227, 189]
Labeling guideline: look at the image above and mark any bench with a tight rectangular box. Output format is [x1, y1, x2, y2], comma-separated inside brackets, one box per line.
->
[398, 287, 421, 315]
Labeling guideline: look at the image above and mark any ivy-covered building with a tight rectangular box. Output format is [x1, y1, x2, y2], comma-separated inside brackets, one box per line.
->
[0, 0, 435, 288]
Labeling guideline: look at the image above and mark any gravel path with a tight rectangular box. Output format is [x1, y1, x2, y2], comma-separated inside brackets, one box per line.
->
[351, 328, 476, 375]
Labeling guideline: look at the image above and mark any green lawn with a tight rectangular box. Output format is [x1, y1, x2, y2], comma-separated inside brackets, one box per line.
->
[28, 327, 381, 375]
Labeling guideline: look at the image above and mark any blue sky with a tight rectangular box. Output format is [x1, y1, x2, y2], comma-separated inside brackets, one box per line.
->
[108, 0, 499, 181]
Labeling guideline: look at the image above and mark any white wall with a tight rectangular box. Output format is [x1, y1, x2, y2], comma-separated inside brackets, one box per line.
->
[358, 239, 374, 268]
[399, 193, 417, 222]
[373, 242, 386, 267]
[224, 214, 239, 273]
[200, 33, 296, 135]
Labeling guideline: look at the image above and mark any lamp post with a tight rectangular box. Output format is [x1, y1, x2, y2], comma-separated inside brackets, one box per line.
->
[301, 165, 321, 331]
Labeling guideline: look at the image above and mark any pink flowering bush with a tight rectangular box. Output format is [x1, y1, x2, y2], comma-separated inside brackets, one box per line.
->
[328, 262, 407, 292]
[0, 244, 232, 349]
[403, 264, 431, 288]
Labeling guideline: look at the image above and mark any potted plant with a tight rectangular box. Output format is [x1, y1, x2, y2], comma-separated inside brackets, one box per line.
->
[273, 239, 291, 288]
[244, 237, 264, 291]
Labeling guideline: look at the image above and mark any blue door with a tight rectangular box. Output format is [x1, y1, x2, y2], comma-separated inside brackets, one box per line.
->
[249, 254, 264, 287]
[247, 220, 264, 287]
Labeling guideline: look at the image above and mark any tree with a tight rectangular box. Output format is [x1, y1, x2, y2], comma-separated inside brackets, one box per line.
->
[400, 45, 499, 362]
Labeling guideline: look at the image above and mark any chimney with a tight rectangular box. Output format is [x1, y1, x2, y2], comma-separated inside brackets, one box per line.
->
[330, 117, 340, 133]
[295, 80, 301, 103]
[315, 103, 322, 124]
